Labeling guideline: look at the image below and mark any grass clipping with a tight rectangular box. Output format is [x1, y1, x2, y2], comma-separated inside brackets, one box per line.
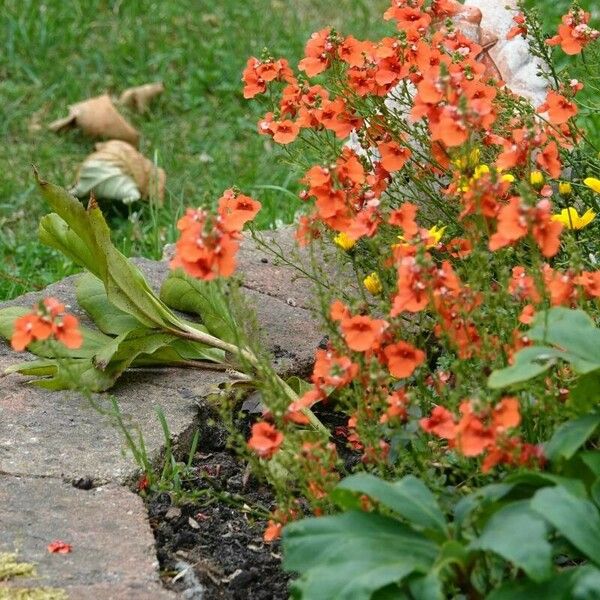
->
[0, 553, 67, 600]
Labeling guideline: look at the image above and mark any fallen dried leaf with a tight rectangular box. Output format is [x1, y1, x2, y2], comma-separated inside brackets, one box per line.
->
[71, 140, 165, 205]
[49, 94, 139, 146]
[47, 541, 72, 554]
[119, 82, 164, 113]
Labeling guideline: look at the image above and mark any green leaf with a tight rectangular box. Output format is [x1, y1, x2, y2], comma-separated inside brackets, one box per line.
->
[504, 471, 587, 498]
[283, 511, 438, 600]
[76, 273, 142, 335]
[545, 414, 600, 462]
[470, 501, 552, 582]
[37, 177, 185, 332]
[454, 483, 514, 529]
[570, 371, 600, 414]
[335, 474, 448, 535]
[408, 572, 443, 600]
[486, 569, 581, 600]
[160, 270, 238, 344]
[488, 346, 565, 388]
[528, 308, 600, 373]
[572, 565, 600, 600]
[531, 486, 600, 564]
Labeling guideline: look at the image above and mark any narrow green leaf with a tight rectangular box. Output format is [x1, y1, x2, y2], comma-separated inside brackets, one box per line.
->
[531, 486, 600, 564]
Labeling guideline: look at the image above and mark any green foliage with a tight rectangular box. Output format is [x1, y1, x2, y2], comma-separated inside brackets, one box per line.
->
[489, 308, 600, 389]
[284, 461, 600, 599]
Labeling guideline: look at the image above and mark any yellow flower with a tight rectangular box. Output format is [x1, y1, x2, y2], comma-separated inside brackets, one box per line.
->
[552, 207, 596, 230]
[558, 182, 573, 198]
[426, 224, 446, 248]
[530, 170, 545, 189]
[363, 272, 382, 295]
[501, 173, 515, 183]
[584, 177, 600, 194]
[453, 148, 481, 171]
[334, 232, 356, 251]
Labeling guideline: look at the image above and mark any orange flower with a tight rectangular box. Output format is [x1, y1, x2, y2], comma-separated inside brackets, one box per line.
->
[536, 140, 562, 179]
[11, 298, 82, 352]
[48, 541, 72, 554]
[53, 314, 83, 350]
[419, 405, 456, 439]
[383, 341, 425, 378]
[299, 28, 335, 76]
[271, 119, 301, 144]
[388, 203, 419, 239]
[263, 521, 283, 542]
[218, 190, 261, 232]
[540, 91, 578, 125]
[547, 9, 599, 55]
[341, 315, 388, 352]
[378, 140, 412, 172]
[492, 397, 521, 431]
[11, 313, 52, 351]
[248, 422, 284, 459]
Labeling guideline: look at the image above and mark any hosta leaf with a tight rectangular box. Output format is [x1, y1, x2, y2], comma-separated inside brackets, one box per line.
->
[283, 511, 438, 600]
[531, 486, 600, 564]
[470, 501, 552, 582]
[335, 473, 448, 535]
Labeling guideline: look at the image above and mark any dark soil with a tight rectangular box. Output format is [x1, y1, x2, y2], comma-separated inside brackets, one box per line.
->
[147, 407, 290, 600]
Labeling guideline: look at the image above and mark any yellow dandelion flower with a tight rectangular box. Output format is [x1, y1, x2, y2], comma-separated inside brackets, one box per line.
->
[426, 224, 446, 248]
[552, 207, 596, 230]
[584, 177, 600, 194]
[530, 170, 545, 189]
[558, 182, 573, 198]
[334, 232, 356, 251]
[363, 272, 383, 295]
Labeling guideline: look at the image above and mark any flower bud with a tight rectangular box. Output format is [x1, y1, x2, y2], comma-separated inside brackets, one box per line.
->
[558, 181, 573, 198]
[530, 170, 545, 190]
[363, 272, 382, 295]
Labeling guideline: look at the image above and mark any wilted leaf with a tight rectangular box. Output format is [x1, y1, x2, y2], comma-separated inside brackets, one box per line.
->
[119, 82, 164, 113]
[48, 94, 139, 146]
[71, 140, 165, 205]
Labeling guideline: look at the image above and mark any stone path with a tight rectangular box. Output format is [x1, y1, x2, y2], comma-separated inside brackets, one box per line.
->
[0, 229, 322, 598]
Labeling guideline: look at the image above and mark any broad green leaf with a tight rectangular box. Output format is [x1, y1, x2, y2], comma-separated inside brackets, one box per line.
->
[488, 346, 565, 388]
[531, 486, 600, 564]
[39, 213, 97, 274]
[486, 569, 580, 600]
[76, 273, 141, 335]
[504, 471, 587, 498]
[408, 572, 443, 600]
[283, 511, 438, 600]
[454, 483, 514, 529]
[545, 414, 600, 462]
[335, 474, 448, 535]
[160, 270, 238, 344]
[528, 308, 600, 373]
[37, 177, 185, 332]
[570, 371, 600, 414]
[286, 376, 312, 396]
[470, 502, 552, 582]
[572, 565, 600, 600]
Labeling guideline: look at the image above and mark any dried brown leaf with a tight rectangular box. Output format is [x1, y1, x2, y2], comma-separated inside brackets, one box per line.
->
[119, 82, 165, 113]
[48, 94, 139, 146]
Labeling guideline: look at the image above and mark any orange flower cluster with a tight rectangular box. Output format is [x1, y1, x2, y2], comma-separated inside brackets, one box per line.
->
[547, 8, 599, 55]
[11, 297, 82, 352]
[420, 398, 544, 472]
[171, 189, 260, 280]
[247, 421, 284, 459]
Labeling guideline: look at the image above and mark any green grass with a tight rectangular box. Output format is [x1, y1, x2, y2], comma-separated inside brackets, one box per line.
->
[0, 0, 388, 299]
[0, 0, 596, 301]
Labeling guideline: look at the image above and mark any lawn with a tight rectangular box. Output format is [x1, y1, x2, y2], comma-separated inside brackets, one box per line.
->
[0, 0, 589, 301]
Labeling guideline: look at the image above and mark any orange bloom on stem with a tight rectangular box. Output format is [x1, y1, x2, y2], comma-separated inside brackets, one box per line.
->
[248, 422, 284, 459]
[11, 314, 51, 351]
[218, 190, 261, 232]
[341, 315, 388, 352]
[53, 314, 83, 350]
[271, 119, 301, 144]
[299, 28, 335, 76]
[383, 341, 425, 378]
[547, 9, 599, 55]
[378, 140, 412, 173]
[540, 91, 578, 125]
[536, 140, 562, 179]
[419, 405, 456, 439]
[388, 203, 419, 239]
